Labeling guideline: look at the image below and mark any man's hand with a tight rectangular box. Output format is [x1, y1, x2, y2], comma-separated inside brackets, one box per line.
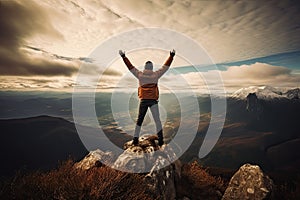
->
[170, 49, 175, 57]
[119, 50, 125, 58]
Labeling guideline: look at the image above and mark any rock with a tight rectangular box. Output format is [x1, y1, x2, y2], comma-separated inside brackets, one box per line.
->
[285, 88, 300, 99]
[145, 160, 178, 200]
[222, 163, 273, 200]
[74, 149, 114, 170]
[113, 145, 146, 172]
[144, 146, 182, 200]
[246, 93, 259, 112]
[75, 134, 181, 199]
[114, 134, 181, 199]
[123, 134, 160, 151]
[246, 93, 264, 120]
[114, 134, 177, 172]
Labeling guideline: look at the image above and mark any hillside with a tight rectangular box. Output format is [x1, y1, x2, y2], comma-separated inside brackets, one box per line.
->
[192, 92, 300, 172]
[0, 116, 88, 178]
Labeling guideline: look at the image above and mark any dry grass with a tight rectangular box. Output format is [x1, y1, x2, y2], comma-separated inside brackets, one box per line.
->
[0, 160, 154, 200]
[272, 175, 300, 200]
[3, 158, 299, 199]
[177, 161, 226, 200]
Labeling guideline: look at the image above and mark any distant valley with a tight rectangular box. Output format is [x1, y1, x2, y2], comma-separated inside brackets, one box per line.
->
[0, 88, 299, 179]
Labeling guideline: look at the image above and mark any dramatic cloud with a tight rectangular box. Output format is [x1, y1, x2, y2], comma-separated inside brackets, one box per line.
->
[176, 63, 300, 93]
[0, 0, 299, 91]
[0, 76, 75, 90]
[2, 62, 299, 93]
[30, 0, 300, 62]
[0, 0, 77, 76]
[221, 63, 300, 90]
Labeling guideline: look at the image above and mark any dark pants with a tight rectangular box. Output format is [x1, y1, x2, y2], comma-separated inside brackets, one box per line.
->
[134, 99, 163, 141]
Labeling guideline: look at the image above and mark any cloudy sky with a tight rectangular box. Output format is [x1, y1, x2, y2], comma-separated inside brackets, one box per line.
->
[0, 0, 299, 93]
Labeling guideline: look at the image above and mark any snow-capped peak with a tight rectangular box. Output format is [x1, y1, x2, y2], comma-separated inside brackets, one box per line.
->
[231, 86, 299, 100]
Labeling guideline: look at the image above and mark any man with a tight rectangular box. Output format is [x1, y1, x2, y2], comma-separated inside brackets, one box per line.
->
[119, 49, 176, 146]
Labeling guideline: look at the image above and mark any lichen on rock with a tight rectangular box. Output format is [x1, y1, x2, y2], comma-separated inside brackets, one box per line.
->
[222, 163, 273, 200]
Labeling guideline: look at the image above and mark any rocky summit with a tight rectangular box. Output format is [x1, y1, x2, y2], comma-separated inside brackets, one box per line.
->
[114, 134, 179, 173]
[76, 134, 181, 199]
[75, 136, 275, 200]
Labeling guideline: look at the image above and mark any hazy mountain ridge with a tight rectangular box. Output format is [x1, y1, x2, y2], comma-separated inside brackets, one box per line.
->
[0, 115, 87, 178]
[1, 88, 299, 179]
[231, 85, 300, 100]
[0, 115, 136, 178]
[0, 93, 300, 199]
[196, 94, 300, 172]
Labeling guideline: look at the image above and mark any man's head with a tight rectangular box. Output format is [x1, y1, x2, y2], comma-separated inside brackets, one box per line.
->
[145, 61, 153, 70]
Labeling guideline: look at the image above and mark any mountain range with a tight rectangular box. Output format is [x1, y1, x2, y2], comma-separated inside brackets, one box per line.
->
[0, 86, 299, 179]
[231, 86, 300, 100]
[188, 88, 300, 173]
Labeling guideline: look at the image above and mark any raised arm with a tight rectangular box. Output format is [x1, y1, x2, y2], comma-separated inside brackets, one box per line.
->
[119, 50, 140, 78]
[156, 49, 175, 78]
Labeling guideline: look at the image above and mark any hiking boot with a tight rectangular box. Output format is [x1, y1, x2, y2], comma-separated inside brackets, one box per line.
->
[132, 137, 139, 145]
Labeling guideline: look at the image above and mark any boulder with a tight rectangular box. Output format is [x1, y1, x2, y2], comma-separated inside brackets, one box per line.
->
[74, 149, 114, 170]
[75, 134, 181, 199]
[222, 163, 273, 200]
[114, 134, 181, 199]
[145, 158, 178, 199]
[113, 134, 178, 172]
